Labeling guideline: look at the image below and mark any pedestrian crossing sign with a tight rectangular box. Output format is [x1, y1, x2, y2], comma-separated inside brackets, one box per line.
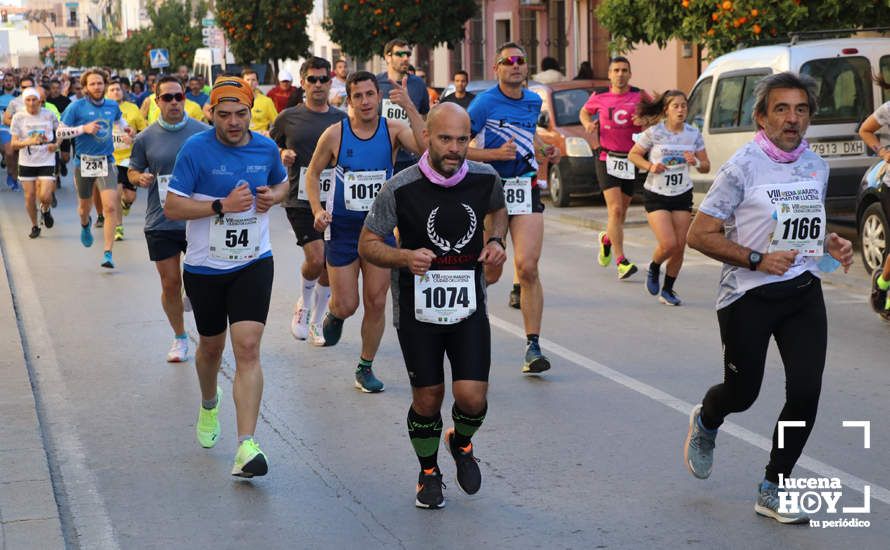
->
[149, 48, 170, 69]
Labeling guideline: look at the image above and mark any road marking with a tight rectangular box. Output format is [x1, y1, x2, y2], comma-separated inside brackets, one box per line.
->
[0, 204, 119, 549]
[490, 314, 890, 506]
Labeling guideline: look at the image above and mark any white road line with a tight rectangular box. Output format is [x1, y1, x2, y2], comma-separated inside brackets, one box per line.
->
[0, 205, 119, 549]
[490, 314, 890, 507]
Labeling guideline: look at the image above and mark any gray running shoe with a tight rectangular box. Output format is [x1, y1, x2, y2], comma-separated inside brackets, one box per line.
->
[754, 482, 810, 524]
[684, 404, 716, 479]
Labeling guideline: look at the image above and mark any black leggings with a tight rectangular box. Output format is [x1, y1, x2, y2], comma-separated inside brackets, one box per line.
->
[701, 272, 827, 483]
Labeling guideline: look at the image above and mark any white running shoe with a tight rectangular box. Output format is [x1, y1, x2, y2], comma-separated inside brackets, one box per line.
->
[307, 322, 326, 347]
[166, 337, 189, 363]
[291, 297, 310, 340]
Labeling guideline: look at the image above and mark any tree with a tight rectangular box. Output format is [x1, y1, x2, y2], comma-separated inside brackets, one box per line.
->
[215, 0, 314, 67]
[596, 0, 890, 59]
[324, 0, 479, 60]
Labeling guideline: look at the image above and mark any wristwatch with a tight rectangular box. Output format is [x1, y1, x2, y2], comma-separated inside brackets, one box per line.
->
[211, 199, 223, 217]
[748, 250, 763, 271]
[487, 236, 506, 250]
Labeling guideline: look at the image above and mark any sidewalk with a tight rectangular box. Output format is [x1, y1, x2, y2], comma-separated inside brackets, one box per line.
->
[0, 205, 65, 549]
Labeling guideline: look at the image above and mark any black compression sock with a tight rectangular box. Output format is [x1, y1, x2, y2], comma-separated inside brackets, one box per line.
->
[664, 275, 677, 292]
[451, 402, 487, 449]
[407, 407, 442, 471]
[649, 261, 661, 274]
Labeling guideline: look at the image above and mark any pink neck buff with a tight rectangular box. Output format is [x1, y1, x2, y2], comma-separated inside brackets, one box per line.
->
[418, 150, 468, 188]
[754, 130, 808, 163]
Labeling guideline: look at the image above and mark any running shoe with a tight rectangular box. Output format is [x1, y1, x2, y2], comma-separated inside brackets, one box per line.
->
[196, 387, 222, 448]
[617, 260, 638, 280]
[121, 199, 131, 217]
[80, 218, 93, 248]
[114, 225, 124, 241]
[444, 428, 482, 495]
[232, 439, 268, 478]
[355, 365, 384, 393]
[307, 323, 326, 347]
[597, 231, 612, 267]
[28, 226, 40, 239]
[95, 214, 104, 228]
[42, 209, 54, 228]
[290, 297, 310, 340]
[684, 404, 716, 479]
[51, 192, 57, 208]
[101, 251, 115, 269]
[415, 467, 446, 509]
[322, 312, 344, 347]
[6, 175, 19, 191]
[508, 286, 521, 309]
[522, 340, 551, 374]
[659, 288, 682, 306]
[646, 267, 660, 295]
[870, 271, 887, 314]
[166, 337, 189, 363]
[754, 482, 810, 524]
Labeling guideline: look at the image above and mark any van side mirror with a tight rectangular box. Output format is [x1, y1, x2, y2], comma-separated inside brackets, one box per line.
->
[537, 112, 550, 128]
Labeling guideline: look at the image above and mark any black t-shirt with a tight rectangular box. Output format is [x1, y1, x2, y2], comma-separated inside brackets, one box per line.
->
[365, 162, 505, 331]
[439, 92, 475, 110]
[270, 103, 347, 208]
[47, 94, 71, 114]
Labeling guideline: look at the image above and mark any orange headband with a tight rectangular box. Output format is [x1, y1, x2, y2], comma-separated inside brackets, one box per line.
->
[209, 76, 254, 109]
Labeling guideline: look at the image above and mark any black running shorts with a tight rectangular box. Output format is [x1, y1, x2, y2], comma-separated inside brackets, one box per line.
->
[144, 230, 187, 262]
[183, 257, 274, 336]
[285, 207, 324, 246]
[595, 156, 645, 197]
[118, 165, 137, 191]
[643, 189, 693, 213]
[396, 311, 491, 388]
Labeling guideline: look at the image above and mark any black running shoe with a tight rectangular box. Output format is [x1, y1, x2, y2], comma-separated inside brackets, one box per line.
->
[870, 270, 887, 314]
[95, 215, 104, 228]
[28, 226, 41, 239]
[445, 428, 482, 494]
[415, 468, 446, 509]
[322, 312, 344, 347]
[42, 209, 54, 228]
[508, 286, 521, 309]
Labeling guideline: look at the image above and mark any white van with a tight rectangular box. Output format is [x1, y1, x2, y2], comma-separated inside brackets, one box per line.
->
[687, 36, 890, 221]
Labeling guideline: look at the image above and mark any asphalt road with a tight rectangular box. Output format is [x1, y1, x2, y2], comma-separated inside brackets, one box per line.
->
[0, 178, 887, 549]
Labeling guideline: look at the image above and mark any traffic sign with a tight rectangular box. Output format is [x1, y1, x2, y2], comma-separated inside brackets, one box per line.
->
[201, 27, 211, 36]
[202, 37, 211, 46]
[149, 48, 170, 69]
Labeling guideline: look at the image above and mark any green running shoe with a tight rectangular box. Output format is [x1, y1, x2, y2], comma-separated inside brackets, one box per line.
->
[597, 231, 612, 267]
[196, 387, 222, 448]
[232, 439, 268, 478]
[617, 260, 638, 280]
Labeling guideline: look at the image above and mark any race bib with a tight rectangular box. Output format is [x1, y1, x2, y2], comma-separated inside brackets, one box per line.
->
[112, 127, 127, 150]
[381, 99, 408, 121]
[503, 176, 533, 215]
[649, 165, 691, 195]
[209, 211, 260, 261]
[606, 153, 635, 180]
[80, 154, 108, 177]
[297, 166, 334, 202]
[414, 270, 477, 325]
[156, 174, 171, 207]
[343, 170, 386, 212]
[767, 181, 826, 257]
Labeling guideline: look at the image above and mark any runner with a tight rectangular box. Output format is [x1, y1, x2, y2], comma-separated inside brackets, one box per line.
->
[580, 56, 648, 279]
[243, 69, 278, 134]
[439, 70, 475, 110]
[107, 79, 147, 241]
[466, 41, 560, 374]
[360, 102, 507, 508]
[329, 59, 348, 108]
[128, 75, 208, 363]
[858, 85, 890, 319]
[266, 70, 302, 112]
[9, 88, 57, 238]
[627, 90, 710, 305]
[57, 69, 128, 269]
[0, 73, 20, 190]
[163, 76, 289, 477]
[376, 38, 430, 173]
[305, 70, 422, 392]
[683, 72, 854, 524]
[270, 57, 345, 344]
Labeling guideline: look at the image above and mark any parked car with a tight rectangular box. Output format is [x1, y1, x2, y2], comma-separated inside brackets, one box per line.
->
[856, 160, 889, 273]
[686, 36, 890, 222]
[529, 79, 609, 206]
[439, 79, 543, 100]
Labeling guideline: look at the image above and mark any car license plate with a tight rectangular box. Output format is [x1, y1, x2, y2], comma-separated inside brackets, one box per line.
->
[809, 140, 865, 156]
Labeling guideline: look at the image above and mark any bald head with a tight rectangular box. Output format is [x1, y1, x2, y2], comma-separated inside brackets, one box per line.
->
[425, 101, 472, 176]
[426, 101, 470, 135]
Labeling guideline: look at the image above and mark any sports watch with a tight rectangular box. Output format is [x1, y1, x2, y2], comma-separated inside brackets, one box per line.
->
[748, 250, 763, 271]
[212, 199, 223, 217]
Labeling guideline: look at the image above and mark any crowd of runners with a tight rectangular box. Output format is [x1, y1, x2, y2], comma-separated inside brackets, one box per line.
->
[4, 37, 881, 521]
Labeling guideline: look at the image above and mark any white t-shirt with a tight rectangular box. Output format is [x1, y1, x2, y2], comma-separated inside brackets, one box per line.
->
[636, 122, 705, 196]
[698, 142, 830, 310]
[873, 100, 890, 127]
[10, 109, 58, 167]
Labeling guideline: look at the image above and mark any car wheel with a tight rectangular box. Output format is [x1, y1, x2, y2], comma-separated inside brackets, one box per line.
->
[859, 202, 887, 274]
[549, 163, 569, 207]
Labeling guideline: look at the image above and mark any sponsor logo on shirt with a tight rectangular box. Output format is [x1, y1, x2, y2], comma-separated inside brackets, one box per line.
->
[246, 164, 268, 174]
[212, 164, 234, 176]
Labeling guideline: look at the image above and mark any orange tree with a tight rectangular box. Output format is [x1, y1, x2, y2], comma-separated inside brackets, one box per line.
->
[324, 0, 479, 60]
[215, 0, 314, 66]
[596, 0, 890, 59]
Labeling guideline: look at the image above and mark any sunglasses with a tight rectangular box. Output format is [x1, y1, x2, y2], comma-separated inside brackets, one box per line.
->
[497, 55, 527, 66]
[389, 51, 411, 58]
[159, 93, 185, 102]
[305, 75, 331, 84]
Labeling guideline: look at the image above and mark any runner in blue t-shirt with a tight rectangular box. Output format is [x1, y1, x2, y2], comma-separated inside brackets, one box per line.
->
[467, 41, 561, 376]
[1, 74, 21, 190]
[164, 76, 289, 479]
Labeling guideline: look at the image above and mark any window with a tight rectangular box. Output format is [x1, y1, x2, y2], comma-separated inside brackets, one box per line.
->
[495, 19, 511, 48]
[880, 56, 890, 104]
[551, 89, 592, 126]
[709, 72, 766, 131]
[687, 77, 712, 131]
[801, 57, 873, 124]
[519, 8, 539, 75]
[468, 6, 484, 80]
